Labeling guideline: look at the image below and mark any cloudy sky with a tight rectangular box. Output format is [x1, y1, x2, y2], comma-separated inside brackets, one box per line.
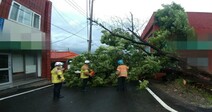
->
[50, 0, 212, 54]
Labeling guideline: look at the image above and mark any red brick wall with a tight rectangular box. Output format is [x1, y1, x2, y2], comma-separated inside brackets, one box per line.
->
[187, 12, 212, 41]
[178, 50, 208, 58]
[141, 13, 155, 39]
[42, 1, 52, 80]
[176, 50, 212, 73]
[0, 0, 12, 18]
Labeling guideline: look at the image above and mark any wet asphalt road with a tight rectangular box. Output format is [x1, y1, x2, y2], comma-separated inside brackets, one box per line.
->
[0, 85, 171, 112]
[2, 83, 211, 112]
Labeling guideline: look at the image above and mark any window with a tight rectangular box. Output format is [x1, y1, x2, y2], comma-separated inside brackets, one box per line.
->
[0, 55, 8, 68]
[18, 6, 32, 26]
[0, 70, 9, 83]
[0, 54, 9, 83]
[33, 14, 40, 29]
[9, 1, 41, 29]
[10, 2, 19, 21]
[187, 58, 208, 67]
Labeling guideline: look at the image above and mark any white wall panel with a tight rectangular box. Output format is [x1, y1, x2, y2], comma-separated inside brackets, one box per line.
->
[12, 54, 24, 73]
[25, 54, 36, 74]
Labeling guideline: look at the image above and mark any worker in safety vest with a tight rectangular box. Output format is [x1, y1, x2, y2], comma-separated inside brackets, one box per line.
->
[116, 59, 129, 91]
[80, 60, 90, 91]
[51, 62, 65, 99]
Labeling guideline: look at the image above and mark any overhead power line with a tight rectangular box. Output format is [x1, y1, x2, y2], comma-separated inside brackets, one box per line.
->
[68, 0, 86, 14]
[65, 0, 86, 17]
[52, 5, 73, 26]
[52, 5, 87, 28]
[51, 24, 87, 42]
[51, 24, 101, 47]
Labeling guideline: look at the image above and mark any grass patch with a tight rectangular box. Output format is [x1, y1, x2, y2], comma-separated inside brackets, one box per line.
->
[174, 78, 212, 107]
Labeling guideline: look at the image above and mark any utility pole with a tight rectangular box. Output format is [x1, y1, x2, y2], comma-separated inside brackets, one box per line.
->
[88, 0, 94, 52]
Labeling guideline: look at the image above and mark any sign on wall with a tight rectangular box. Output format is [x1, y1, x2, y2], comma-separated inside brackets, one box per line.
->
[0, 18, 4, 31]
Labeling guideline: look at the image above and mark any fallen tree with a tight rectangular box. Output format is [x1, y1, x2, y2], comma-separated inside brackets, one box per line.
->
[88, 2, 212, 86]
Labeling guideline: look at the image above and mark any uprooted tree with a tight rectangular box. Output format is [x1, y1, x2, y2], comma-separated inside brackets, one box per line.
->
[65, 2, 212, 88]
[89, 2, 212, 84]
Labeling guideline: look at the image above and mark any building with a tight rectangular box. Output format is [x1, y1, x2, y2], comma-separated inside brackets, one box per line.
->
[0, 0, 52, 89]
[51, 51, 78, 70]
[141, 12, 212, 73]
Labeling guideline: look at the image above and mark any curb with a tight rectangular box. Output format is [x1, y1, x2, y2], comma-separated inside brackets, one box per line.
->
[0, 84, 53, 101]
[0, 78, 51, 98]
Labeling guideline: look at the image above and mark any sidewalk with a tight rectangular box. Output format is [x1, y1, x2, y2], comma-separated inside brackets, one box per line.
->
[0, 78, 51, 97]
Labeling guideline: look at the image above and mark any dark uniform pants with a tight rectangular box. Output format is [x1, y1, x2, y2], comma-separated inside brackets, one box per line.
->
[53, 83, 62, 98]
[82, 78, 89, 91]
[117, 77, 126, 91]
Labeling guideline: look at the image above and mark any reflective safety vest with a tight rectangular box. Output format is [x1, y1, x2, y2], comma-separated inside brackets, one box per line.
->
[80, 64, 89, 79]
[117, 65, 129, 77]
[51, 67, 65, 83]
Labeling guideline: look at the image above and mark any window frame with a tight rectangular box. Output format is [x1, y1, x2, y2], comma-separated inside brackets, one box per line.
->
[33, 13, 41, 29]
[9, 1, 41, 30]
[9, 1, 20, 21]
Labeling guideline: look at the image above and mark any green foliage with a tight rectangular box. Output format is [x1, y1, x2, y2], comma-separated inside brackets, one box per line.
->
[101, 28, 132, 49]
[64, 3, 196, 87]
[159, 56, 178, 70]
[104, 73, 118, 86]
[64, 72, 82, 87]
[149, 30, 177, 52]
[138, 80, 149, 90]
[92, 76, 105, 87]
[155, 2, 186, 30]
[140, 55, 162, 78]
[151, 3, 196, 51]
[64, 47, 121, 87]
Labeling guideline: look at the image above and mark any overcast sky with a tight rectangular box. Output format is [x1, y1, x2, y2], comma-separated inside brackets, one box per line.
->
[50, 0, 212, 54]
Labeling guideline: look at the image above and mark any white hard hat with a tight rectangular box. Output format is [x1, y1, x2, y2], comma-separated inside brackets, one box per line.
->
[85, 60, 90, 64]
[55, 62, 63, 66]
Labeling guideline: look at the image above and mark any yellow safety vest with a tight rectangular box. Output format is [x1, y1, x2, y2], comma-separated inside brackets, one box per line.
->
[51, 67, 65, 83]
[80, 64, 89, 79]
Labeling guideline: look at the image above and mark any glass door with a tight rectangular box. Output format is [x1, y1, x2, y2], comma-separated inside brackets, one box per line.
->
[0, 54, 11, 85]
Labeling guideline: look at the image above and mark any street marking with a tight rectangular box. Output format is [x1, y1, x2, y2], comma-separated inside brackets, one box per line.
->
[146, 87, 178, 112]
[0, 84, 53, 101]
